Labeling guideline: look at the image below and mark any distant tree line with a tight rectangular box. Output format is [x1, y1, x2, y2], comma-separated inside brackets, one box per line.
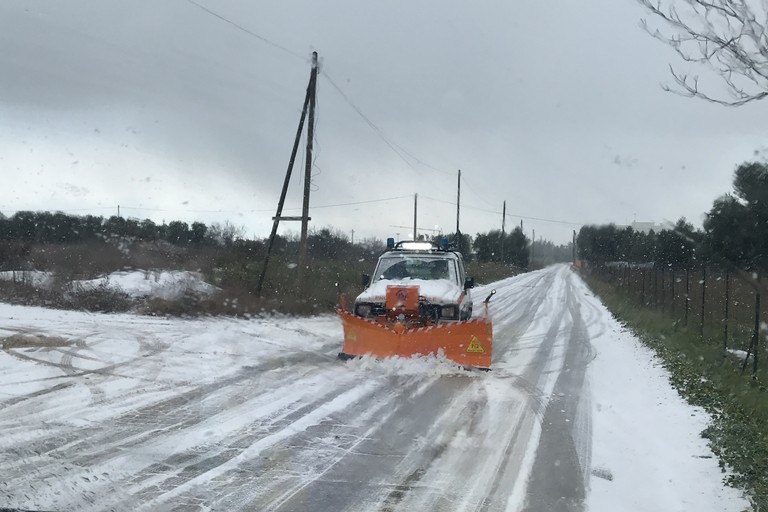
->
[0, 211, 577, 270]
[473, 227, 530, 267]
[0, 213, 385, 266]
[430, 228, 570, 268]
[530, 238, 575, 266]
[0, 212, 245, 247]
[577, 161, 768, 272]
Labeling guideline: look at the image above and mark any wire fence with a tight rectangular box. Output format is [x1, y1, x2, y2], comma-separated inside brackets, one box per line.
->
[591, 263, 764, 375]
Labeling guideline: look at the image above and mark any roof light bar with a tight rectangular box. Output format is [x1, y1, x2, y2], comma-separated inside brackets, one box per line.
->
[398, 242, 435, 251]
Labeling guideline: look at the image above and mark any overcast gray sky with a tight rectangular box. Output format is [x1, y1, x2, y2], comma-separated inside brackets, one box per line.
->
[1, 0, 767, 244]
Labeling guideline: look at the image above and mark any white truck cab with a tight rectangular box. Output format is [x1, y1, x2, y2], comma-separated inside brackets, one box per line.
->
[354, 240, 475, 321]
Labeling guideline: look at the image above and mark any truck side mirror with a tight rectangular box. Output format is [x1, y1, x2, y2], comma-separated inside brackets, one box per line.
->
[362, 273, 370, 287]
[464, 277, 474, 290]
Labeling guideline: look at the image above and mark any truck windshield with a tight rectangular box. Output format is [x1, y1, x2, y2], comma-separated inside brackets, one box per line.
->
[373, 255, 457, 283]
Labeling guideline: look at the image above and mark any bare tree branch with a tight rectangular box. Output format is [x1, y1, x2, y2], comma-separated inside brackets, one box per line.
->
[638, 0, 768, 106]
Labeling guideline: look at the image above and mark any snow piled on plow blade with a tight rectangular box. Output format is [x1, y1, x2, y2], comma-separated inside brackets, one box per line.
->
[342, 351, 483, 377]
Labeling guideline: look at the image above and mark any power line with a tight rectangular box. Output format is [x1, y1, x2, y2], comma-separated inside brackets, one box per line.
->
[419, 195, 583, 226]
[0, 196, 412, 217]
[184, 0, 461, 181]
[176, 1, 514, 218]
[119, 195, 411, 213]
[461, 176, 489, 204]
[321, 72, 418, 171]
[311, 195, 411, 209]
[184, 0, 306, 61]
[321, 71, 453, 176]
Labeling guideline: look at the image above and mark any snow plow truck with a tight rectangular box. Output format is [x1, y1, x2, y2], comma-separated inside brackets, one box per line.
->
[337, 240, 495, 370]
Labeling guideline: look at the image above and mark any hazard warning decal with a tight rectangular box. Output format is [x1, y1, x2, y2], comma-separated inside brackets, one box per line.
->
[466, 336, 485, 353]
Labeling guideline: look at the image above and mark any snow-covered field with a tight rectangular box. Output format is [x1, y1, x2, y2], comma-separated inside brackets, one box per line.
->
[0, 265, 747, 511]
[74, 269, 220, 299]
[0, 269, 219, 299]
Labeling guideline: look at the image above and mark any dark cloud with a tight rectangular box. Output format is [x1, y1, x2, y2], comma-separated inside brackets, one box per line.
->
[1, 0, 767, 243]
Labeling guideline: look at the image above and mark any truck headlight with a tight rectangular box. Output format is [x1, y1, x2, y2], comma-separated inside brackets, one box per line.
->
[355, 304, 372, 317]
[441, 306, 458, 319]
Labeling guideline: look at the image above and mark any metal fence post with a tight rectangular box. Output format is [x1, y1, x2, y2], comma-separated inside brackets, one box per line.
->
[684, 267, 690, 326]
[755, 280, 760, 376]
[742, 286, 761, 376]
[700, 267, 707, 337]
[671, 269, 676, 317]
[723, 269, 729, 353]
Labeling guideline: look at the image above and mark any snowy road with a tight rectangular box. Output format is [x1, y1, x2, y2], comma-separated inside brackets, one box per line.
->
[0, 265, 746, 511]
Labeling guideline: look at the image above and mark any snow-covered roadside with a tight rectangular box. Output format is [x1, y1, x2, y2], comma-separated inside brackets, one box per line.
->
[0, 269, 219, 299]
[572, 273, 749, 511]
[0, 302, 339, 407]
[74, 270, 219, 299]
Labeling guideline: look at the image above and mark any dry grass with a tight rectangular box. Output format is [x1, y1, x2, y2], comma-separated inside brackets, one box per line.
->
[466, 261, 523, 284]
[2, 333, 73, 349]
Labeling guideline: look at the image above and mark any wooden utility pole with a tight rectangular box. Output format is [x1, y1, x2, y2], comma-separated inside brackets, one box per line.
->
[256, 52, 317, 295]
[296, 52, 319, 292]
[455, 170, 461, 245]
[413, 193, 418, 240]
[500, 200, 506, 263]
[572, 229, 577, 264]
[531, 229, 535, 266]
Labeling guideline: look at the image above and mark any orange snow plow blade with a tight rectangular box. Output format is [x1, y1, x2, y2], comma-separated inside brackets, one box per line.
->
[337, 309, 493, 370]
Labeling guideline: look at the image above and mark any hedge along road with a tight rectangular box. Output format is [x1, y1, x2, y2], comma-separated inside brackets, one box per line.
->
[0, 265, 746, 511]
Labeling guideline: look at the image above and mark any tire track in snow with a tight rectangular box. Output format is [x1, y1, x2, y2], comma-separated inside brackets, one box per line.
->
[1, 355, 336, 494]
[522, 270, 594, 512]
[483, 269, 558, 367]
[369, 377, 490, 512]
[249, 376, 441, 512]
[141, 374, 451, 511]
[465, 268, 574, 512]
[97, 369, 382, 511]
[133, 374, 391, 512]
[386, 378, 526, 512]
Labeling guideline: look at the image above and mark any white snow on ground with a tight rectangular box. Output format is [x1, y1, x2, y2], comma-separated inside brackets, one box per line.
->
[0, 304, 336, 410]
[73, 269, 219, 299]
[344, 350, 475, 377]
[0, 270, 55, 288]
[0, 266, 751, 511]
[0, 269, 219, 299]
[726, 348, 752, 362]
[573, 274, 749, 512]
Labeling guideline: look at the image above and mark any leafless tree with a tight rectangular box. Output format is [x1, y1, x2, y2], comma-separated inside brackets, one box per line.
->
[208, 221, 245, 246]
[638, 0, 768, 105]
